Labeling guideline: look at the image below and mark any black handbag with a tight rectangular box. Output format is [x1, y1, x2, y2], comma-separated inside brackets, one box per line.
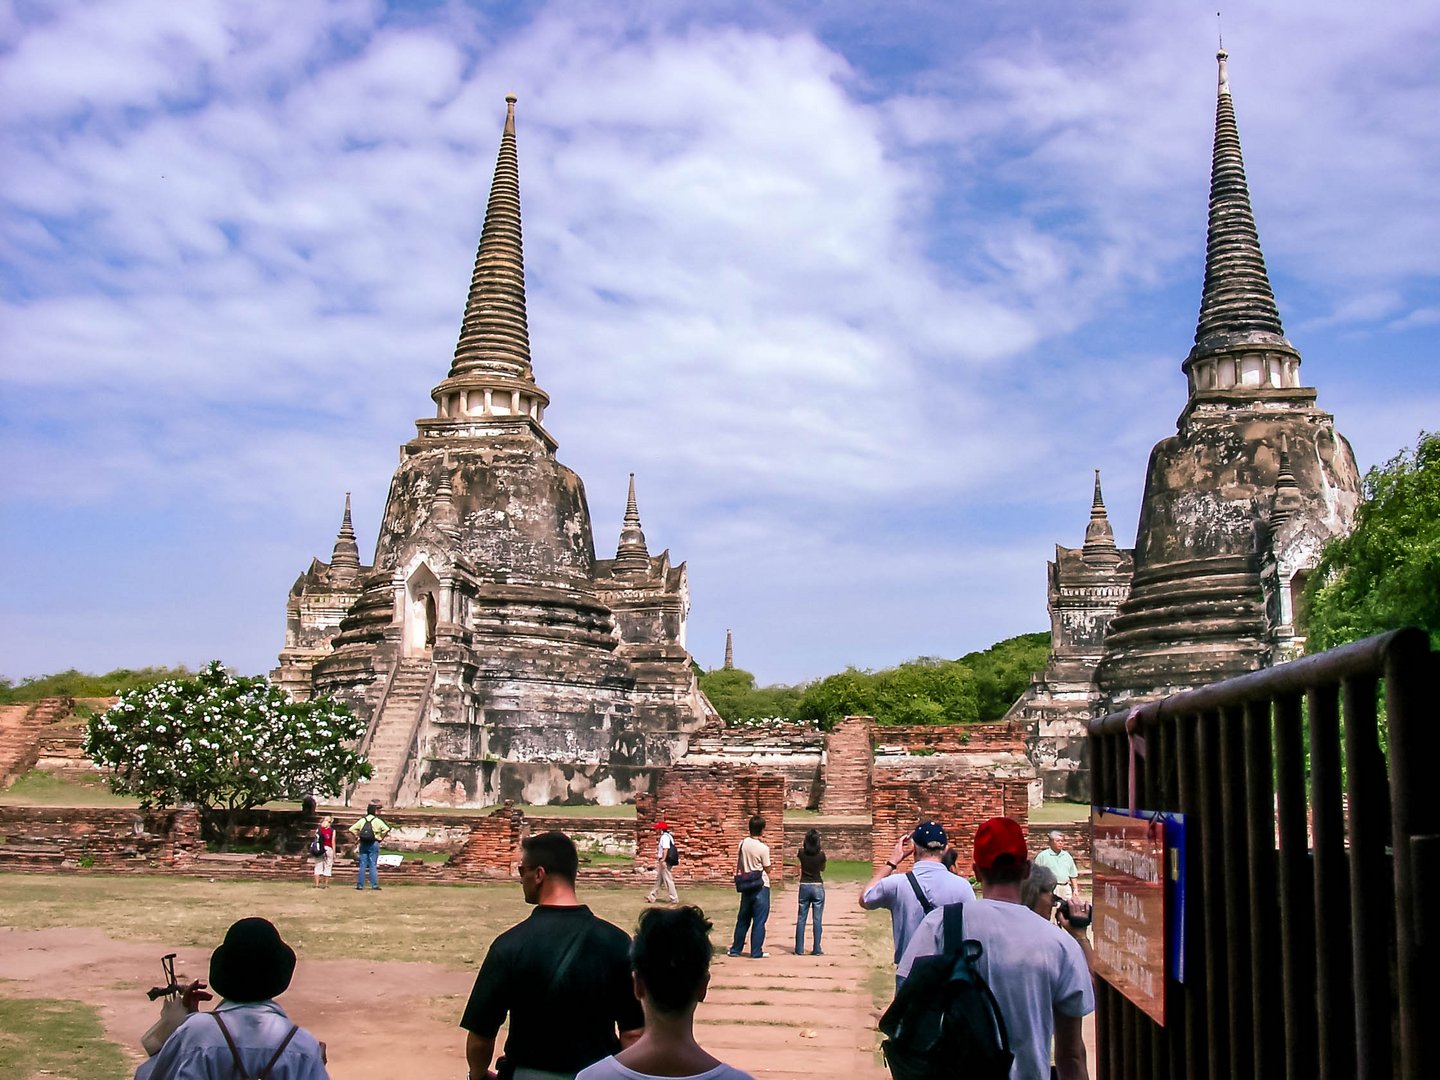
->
[734, 842, 765, 893]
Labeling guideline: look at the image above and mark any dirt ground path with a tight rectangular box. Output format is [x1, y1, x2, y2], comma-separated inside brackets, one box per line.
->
[0, 885, 887, 1080]
[697, 881, 887, 1080]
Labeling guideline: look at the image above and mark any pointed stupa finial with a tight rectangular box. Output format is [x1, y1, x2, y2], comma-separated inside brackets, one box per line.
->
[450, 95, 531, 380]
[612, 472, 651, 574]
[1183, 47, 1306, 403]
[330, 492, 361, 575]
[427, 97, 552, 439]
[1082, 469, 1122, 566]
[724, 628, 734, 670]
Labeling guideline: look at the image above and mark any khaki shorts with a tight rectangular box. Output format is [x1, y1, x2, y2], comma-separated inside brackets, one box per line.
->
[313, 847, 335, 876]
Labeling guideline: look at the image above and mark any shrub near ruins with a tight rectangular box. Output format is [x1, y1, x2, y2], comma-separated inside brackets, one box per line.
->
[83, 661, 370, 848]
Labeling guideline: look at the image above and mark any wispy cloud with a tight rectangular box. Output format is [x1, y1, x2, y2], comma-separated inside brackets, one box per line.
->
[2, 1, 1436, 682]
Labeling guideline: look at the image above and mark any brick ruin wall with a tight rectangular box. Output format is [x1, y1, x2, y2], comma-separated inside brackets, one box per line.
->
[0, 803, 569, 884]
[636, 762, 787, 884]
[868, 720, 1037, 873]
[679, 731, 824, 809]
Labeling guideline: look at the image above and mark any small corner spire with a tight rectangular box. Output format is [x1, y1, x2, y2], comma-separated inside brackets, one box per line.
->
[724, 628, 734, 670]
[1270, 438, 1303, 528]
[432, 455, 459, 535]
[1082, 469, 1121, 566]
[330, 492, 361, 574]
[612, 472, 651, 574]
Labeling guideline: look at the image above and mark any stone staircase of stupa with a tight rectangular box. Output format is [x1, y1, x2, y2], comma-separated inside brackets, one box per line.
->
[348, 658, 434, 809]
[818, 715, 873, 816]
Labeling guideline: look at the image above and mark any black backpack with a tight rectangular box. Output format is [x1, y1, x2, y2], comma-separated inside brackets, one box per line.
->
[878, 903, 1013, 1080]
[308, 830, 324, 858]
[358, 817, 376, 844]
[664, 832, 680, 867]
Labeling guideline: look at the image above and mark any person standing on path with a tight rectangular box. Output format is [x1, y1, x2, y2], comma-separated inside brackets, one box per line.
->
[576, 905, 755, 1080]
[1033, 831, 1080, 900]
[646, 820, 679, 904]
[795, 828, 826, 956]
[859, 820, 976, 987]
[350, 803, 390, 891]
[312, 815, 335, 890]
[728, 815, 772, 959]
[898, 818, 1094, 1080]
[462, 831, 643, 1080]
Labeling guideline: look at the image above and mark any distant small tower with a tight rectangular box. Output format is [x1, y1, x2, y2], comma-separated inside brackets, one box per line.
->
[330, 493, 361, 578]
[723, 629, 734, 670]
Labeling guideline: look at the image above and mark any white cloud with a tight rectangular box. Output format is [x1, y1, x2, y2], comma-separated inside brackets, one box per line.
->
[1, 0, 1436, 683]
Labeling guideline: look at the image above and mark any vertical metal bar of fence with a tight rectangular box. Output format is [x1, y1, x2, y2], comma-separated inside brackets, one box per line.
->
[1272, 691, 1316, 1080]
[1217, 704, 1251, 1076]
[1384, 630, 1434, 1080]
[1342, 674, 1391, 1080]
[1175, 707, 1206, 1080]
[1156, 713, 1184, 1079]
[1197, 711, 1228, 1080]
[1307, 683, 1354, 1080]
[1093, 731, 1121, 1080]
[1242, 698, 1280, 1078]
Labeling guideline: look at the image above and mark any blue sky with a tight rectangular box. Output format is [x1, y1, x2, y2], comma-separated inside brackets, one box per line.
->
[2, 1, 1437, 686]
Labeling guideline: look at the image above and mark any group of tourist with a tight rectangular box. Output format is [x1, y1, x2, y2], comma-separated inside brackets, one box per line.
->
[305, 801, 392, 890]
[141, 818, 1093, 1079]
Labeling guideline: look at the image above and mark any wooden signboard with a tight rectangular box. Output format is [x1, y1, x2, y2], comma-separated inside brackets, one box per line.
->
[1092, 809, 1167, 1024]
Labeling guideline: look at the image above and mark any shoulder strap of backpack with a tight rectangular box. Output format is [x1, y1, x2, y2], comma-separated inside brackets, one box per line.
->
[906, 871, 936, 914]
[211, 1012, 246, 1078]
[258, 1024, 299, 1079]
[211, 1011, 299, 1080]
[941, 900, 965, 952]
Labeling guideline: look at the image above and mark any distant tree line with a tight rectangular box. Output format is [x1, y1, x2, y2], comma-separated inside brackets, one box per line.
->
[699, 631, 1050, 732]
[0, 666, 196, 705]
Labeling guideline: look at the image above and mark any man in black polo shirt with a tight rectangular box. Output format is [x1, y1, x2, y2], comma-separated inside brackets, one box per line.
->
[462, 831, 644, 1080]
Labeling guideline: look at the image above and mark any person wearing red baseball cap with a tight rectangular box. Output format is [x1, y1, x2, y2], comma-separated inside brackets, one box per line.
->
[646, 820, 679, 904]
[896, 818, 1094, 1080]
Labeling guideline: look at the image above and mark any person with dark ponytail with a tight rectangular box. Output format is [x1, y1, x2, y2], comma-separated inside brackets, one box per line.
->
[795, 828, 827, 956]
[576, 906, 753, 1080]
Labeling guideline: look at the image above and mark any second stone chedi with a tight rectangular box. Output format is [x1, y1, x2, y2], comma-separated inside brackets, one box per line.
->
[274, 97, 708, 809]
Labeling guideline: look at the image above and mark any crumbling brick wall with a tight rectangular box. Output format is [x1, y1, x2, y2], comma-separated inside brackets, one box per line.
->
[636, 763, 786, 884]
[870, 720, 1035, 873]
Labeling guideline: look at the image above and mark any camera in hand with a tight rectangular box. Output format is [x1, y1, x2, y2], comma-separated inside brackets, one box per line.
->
[1056, 898, 1091, 930]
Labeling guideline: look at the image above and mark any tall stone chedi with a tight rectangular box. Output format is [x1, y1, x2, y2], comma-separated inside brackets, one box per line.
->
[1094, 51, 1361, 707]
[275, 97, 706, 808]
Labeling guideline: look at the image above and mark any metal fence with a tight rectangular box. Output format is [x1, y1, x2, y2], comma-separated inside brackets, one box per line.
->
[1088, 627, 1436, 1080]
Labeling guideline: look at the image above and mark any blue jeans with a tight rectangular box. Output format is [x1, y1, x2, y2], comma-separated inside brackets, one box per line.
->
[357, 842, 379, 888]
[731, 886, 770, 956]
[796, 883, 825, 953]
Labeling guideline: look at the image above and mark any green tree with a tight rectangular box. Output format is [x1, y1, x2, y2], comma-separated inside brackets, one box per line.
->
[0, 665, 194, 704]
[959, 631, 1051, 721]
[1305, 431, 1440, 652]
[83, 662, 371, 847]
[697, 667, 804, 725]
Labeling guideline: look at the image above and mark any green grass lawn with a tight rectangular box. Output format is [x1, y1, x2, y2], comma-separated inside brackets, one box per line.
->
[0, 770, 140, 808]
[1029, 800, 1090, 824]
[0, 992, 132, 1080]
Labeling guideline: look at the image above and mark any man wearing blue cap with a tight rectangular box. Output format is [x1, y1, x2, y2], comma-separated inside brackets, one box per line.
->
[859, 820, 976, 988]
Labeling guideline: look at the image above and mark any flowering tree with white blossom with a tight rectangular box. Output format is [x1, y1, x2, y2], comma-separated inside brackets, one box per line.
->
[84, 661, 371, 847]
